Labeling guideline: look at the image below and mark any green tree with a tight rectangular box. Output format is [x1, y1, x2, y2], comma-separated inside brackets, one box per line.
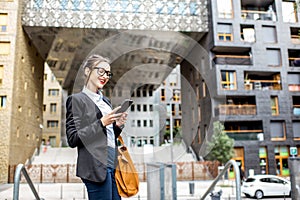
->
[205, 121, 235, 165]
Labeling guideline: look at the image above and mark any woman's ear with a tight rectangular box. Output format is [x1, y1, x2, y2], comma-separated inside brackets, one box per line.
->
[84, 67, 90, 77]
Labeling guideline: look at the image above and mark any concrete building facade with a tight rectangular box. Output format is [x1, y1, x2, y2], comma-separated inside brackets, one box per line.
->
[181, 0, 300, 178]
[42, 64, 62, 147]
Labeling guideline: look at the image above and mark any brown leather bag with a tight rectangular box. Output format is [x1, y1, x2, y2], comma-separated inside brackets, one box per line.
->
[115, 136, 139, 198]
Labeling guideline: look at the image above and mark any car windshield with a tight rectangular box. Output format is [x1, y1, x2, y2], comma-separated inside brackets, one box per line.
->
[245, 178, 256, 182]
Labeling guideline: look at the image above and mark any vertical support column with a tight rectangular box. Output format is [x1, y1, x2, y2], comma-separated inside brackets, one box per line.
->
[288, 157, 300, 200]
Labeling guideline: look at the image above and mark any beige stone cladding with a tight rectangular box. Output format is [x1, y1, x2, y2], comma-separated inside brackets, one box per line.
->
[0, 0, 44, 183]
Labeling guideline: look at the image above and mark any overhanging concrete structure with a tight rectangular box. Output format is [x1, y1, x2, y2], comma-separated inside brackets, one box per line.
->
[21, 0, 209, 93]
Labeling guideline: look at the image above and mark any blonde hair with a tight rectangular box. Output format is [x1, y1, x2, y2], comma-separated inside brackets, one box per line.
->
[82, 54, 110, 70]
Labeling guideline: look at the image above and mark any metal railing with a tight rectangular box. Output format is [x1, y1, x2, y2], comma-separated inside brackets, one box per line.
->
[13, 163, 44, 200]
[200, 160, 242, 200]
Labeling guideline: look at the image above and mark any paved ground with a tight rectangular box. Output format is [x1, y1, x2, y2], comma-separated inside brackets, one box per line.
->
[0, 180, 291, 200]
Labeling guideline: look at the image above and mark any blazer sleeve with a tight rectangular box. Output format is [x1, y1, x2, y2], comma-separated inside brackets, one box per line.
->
[66, 95, 106, 148]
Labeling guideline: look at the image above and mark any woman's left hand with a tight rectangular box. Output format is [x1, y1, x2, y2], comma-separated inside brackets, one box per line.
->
[116, 112, 128, 127]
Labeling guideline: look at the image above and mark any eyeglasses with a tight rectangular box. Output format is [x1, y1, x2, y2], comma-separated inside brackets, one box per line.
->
[93, 67, 113, 79]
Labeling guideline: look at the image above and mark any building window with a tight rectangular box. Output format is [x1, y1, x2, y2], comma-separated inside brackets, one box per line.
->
[217, 0, 233, 19]
[292, 121, 300, 139]
[0, 13, 8, 32]
[0, 42, 10, 55]
[50, 103, 57, 113]
[149, 120, 153, 127]
[271, 96, 279, 115]
[270, 121, 286, 140]
[47, 120, 59, 128]
[221, 70, 236, 90]
[0, 96, 6, 108]
[282, 1, 297, 23]
[48, 89, 59, 96]
[0, 65, 3, 86]
[143, 120, 147, 127]
[241, 25, 255, 42]
[217, 23, 233, 41]
[266, 48, 281, 66]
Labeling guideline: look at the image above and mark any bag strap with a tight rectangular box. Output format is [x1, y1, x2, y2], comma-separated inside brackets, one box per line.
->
[118, 135, 125, 146]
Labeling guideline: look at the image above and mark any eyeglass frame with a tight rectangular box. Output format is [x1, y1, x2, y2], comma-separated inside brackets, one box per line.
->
[93, 67, 113, 79]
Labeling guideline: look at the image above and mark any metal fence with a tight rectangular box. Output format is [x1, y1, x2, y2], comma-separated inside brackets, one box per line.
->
[146, 163, 177, 200]
[8, 161, 219, 183]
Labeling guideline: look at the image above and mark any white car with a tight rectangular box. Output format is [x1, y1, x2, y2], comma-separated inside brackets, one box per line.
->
[241, 174, 291, 199]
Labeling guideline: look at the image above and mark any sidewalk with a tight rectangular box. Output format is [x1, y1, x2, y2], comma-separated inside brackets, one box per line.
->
[0, 180, 238, 200]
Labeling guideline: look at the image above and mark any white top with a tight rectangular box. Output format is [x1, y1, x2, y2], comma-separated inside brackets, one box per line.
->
[82, 87, 115, 148]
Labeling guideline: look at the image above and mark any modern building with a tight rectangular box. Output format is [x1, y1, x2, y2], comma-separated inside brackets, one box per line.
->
[182, 0, 300, 177]
[0, 0, 44, 183]
[42, 64, 62, 147]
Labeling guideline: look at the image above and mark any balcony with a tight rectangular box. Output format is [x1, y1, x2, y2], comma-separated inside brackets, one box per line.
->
[224, 120, 263, 141]
[244, 72, 281, 90]
[241, 0, 277, 22]
[226, 130, 264, 141]
[214, 55, 252, 65]
[215, 104, 256, 115]
[288, 73, 300, 91]
[293, 96, 300, 115]
[288, 49, 300, 67]
[241, 10, 276, 21]
[290, 27, 300, 44]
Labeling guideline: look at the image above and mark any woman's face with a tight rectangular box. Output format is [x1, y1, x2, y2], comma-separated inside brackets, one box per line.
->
[85, 61, 111, 92]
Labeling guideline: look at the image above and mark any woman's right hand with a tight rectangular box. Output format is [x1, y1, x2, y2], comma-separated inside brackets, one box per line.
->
[100, 106, 122, 126]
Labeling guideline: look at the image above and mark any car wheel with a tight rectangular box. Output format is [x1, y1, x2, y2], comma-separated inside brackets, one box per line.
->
[255, 190, 264, 199]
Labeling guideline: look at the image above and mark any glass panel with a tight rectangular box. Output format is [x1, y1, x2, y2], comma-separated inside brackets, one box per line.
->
[293, 121, 300, 137]
[217, 0, 232, 18]
[282, 1, 297, 23]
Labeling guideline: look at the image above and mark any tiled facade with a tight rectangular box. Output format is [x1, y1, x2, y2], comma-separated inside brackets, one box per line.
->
[181, 0, 300, 178]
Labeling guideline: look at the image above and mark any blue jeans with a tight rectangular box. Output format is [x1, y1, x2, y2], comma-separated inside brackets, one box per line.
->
[82, 168, 121, 200]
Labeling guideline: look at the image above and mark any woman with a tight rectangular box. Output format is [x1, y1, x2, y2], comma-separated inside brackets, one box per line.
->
[66, 54, 127, 200]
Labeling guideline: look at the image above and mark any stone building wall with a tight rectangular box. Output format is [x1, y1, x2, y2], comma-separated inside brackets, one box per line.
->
[0, 0, 44, 183]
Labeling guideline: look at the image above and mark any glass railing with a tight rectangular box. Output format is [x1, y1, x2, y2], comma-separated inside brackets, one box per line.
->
[226, 131, 264, 141]
[214, 55, 252, 65]
[241, 10, 277, 21]
[215, 104, 256, 115]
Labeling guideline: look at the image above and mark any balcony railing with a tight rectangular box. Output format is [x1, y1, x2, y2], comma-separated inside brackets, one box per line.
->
[241, 10, 276, 21]
[293, 105, 300, 115]
[244, 80, 281, 90]
[291, 35, 300, 44]
[215, 104, 256, 115]
[225, 130, 264, 141]
[213, 55, 252, 65]
[289, 57, 300, 66]
[289, 84, 300, 91]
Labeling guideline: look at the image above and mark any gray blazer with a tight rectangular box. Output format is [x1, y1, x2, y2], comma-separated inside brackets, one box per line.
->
[66, 92, 122, 183]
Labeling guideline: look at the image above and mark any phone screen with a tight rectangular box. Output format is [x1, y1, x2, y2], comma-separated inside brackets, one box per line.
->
[116, 99, 134, 113]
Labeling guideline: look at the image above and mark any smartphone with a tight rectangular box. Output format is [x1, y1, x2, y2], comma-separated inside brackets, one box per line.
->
[116, 99, 134, 113]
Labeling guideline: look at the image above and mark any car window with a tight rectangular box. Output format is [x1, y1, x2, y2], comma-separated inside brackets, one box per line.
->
[270, 178, 282, 183]
[260, 178, 270, 183]
[245, 178, 256, 182]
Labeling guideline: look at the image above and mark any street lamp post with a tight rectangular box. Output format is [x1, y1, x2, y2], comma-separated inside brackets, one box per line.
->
[167, 103, 174, 162]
